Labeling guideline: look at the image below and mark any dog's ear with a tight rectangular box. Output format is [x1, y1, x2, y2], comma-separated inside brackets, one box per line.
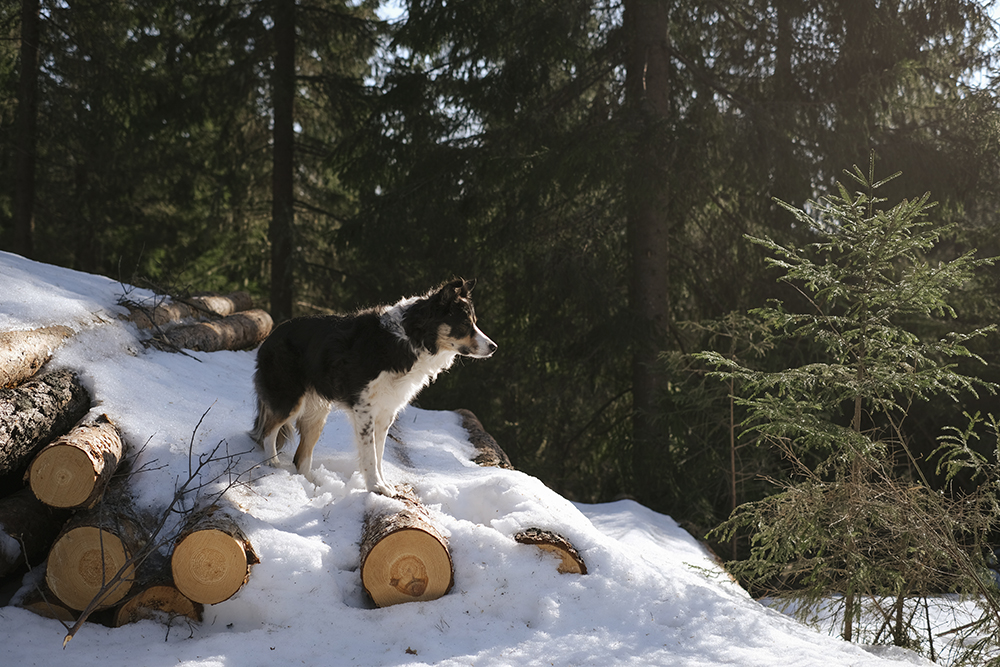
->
[463, 278, 477, 295]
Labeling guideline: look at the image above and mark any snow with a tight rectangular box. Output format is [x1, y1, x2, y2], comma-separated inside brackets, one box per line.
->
[0, 250, 931, 666]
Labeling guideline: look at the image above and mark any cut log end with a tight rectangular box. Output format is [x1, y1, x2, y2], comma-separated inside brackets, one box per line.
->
[515, 528, 587, 575]
[46, 525, 135, 610]
[114, 584, 203, 627]
[361, 527, 453, 607]
[29, 444, 98, 508]
[171, 528, 250, 605]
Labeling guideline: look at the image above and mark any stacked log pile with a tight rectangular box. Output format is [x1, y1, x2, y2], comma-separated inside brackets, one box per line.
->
[0, 304, 262, 634]
[123, 291, 273, 353]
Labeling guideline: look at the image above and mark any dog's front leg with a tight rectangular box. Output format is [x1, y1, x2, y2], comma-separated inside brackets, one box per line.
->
[354, 405, 394, 496]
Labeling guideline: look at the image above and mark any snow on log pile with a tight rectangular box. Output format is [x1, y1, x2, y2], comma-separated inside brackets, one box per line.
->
[0, 290, 266, 633]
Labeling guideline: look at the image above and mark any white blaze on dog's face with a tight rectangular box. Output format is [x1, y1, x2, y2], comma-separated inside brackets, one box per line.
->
[436, 288, 497, 358]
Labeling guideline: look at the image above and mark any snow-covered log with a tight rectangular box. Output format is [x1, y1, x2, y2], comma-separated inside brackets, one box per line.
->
[514, 528, 587, 575]
[171, 506, 258, 605]
[0, 369, 90, 490]
[360, 487, 453, 607]
[114, 552, 203, 627]
[0, 487, 70, 578]
[157, 309, 273, 352]
[0, 325, 73, 389]
[454, 408, 512, 469]
[27, 414, 124, 509]
[125, 292, 254, 329]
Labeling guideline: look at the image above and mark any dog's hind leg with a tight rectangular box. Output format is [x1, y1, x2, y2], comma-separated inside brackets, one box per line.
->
[371, 410, 396, 491]
[292, 392, 331, 480]
[253, 397, 289, 465]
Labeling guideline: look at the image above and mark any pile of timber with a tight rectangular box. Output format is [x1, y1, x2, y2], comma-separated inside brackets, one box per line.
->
[122, 291, 273, 353]
[0, 322, 259, 633]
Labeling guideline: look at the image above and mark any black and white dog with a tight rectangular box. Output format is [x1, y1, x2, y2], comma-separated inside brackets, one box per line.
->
[251, 279, 496, 495]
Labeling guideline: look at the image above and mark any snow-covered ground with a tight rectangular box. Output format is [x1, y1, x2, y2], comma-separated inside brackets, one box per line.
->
[0, 250, 932, 666]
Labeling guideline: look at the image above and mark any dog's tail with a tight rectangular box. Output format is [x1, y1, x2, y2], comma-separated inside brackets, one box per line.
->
[250, 395, 292, 451]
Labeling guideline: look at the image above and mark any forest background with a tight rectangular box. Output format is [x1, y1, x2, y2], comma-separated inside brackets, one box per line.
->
[2, 0, 999, 561]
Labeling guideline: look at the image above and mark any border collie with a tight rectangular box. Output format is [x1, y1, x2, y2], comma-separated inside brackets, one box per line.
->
[250, 278, 496, 495]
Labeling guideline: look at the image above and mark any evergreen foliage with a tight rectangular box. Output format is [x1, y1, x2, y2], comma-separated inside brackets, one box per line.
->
[700, 156, 1000, 661]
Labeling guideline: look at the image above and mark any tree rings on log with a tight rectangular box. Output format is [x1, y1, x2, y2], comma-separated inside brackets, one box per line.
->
[0, 369, 91, 486]
[0, 325, 73, 389]
[28, 414, 124, 509]
[360, 488, 454, 607]
[45, 492, 148, 611]
[515, 528, 587, 575]
[171, 507, 258, 605]
[0, 487, 70, 578]
[159, 309, 273, 353]
[454, 409, 512, 469]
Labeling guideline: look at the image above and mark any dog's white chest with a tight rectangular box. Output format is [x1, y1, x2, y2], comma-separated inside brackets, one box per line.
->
[363, 349, 458, 411]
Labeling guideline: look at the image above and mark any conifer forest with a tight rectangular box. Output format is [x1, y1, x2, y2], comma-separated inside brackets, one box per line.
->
[3, 1, 1000, 635]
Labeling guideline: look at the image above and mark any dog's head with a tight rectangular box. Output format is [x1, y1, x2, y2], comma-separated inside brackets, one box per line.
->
[404, 278, 497, 358]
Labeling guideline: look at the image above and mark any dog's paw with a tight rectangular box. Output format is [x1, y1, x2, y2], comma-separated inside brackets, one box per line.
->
[372, 481, 395, 497]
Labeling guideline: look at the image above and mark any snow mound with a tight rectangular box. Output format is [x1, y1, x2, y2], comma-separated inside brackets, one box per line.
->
[0, 251, 928, 666]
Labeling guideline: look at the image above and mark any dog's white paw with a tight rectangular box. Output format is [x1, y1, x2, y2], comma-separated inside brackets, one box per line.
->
[372, 481, 395, 497]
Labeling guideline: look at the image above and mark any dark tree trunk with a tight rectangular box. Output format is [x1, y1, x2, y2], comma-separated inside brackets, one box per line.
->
[270, 0, 296, 323]
[12, 0, 41, 257]
[624, 0, 672, 503]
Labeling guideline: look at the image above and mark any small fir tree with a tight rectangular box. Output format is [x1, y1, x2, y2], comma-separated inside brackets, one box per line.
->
[699, 155, 999, 660]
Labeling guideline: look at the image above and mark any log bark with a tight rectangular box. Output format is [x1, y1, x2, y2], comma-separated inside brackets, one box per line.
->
[125, 292, 254, 329]
[454, 409, 512, 469]
[0, 325, 73, 388]
[171, 506, 258, 605]
[27, 414, 125, 509]
[0, 487, 70, 578]
[360, 486, 453, 607]
[158, 309, 273, 352]
[45, 486, 148, 611]
[114, 552, 202, 627]
[0, 370, 90, 489]
[514, 528, 587, 575]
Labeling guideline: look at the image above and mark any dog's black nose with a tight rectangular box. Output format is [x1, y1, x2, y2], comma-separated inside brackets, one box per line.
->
[487, 341, 498, 354]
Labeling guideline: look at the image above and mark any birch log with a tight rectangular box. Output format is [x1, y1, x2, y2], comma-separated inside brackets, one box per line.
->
[0, 369, 90, 486]
[28, 414, 124, 509]
[171, 506, 258, 605]
[360, 487, 453, 607]
[0, 325, 73, 388]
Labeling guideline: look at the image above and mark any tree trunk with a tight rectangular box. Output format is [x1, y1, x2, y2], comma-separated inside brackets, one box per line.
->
[115, 551, 203, 627]
[157, 309, 273, 352]
[45, 487, 148, 611]
[454, 408, 513, 469]
[514, 528, 587, 575]
[12, 0, 41, 258]
[171, 506, 258, 605]
[28, 414, 125, 509]
[0, 325, 74, 389]
[624, 0, 673, 503]
[0, 487, 70, 578]
[0, 369, 91, 491]
[360, 487, 453, 607]
[270, 0, 296, 323]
